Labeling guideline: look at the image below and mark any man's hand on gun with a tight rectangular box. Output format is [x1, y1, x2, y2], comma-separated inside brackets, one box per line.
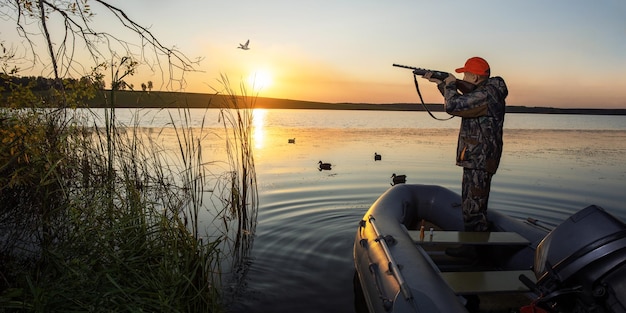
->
[422, 71, 456, 85]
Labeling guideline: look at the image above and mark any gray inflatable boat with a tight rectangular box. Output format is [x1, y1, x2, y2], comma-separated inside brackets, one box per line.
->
[353, 184, 626, 313]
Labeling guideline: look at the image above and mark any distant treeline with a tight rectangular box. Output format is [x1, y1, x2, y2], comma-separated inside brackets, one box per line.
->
[3, 77, 625, 115]
[0, 74, 103, 91]
[504, 106, 626, 115]
[84, 91, 626, 116]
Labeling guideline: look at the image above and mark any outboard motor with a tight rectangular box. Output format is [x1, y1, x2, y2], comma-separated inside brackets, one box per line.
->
[529, 205, 626, 313]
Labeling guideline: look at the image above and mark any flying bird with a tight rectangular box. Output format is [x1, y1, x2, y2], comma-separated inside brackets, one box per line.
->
[238, 39, 250, 50]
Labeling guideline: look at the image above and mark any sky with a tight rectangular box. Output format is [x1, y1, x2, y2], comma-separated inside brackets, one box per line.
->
[2, 0, 625, 108]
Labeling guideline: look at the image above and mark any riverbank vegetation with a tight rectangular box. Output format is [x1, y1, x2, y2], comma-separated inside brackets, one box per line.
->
[1, 78, 257, 312]
[1, 1, 257, 311]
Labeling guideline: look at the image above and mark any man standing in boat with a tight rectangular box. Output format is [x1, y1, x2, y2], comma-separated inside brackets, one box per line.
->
[423, 57, 508, 258]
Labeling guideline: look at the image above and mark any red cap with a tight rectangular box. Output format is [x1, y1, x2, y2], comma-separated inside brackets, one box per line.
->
[455, 57, 490, 76]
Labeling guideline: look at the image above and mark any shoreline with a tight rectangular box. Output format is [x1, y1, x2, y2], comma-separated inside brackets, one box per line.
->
[86, 90, 626, 115]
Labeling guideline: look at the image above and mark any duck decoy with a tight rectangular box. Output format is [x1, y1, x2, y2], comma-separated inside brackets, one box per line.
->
[288, 138, 296, 144]
[391, 173, 406, 185]
[318, 161, 332, 171]
[374, 152, 382, 161]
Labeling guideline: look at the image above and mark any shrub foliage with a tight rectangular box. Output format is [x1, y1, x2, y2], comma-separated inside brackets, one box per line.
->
[1, 78, 257, 312]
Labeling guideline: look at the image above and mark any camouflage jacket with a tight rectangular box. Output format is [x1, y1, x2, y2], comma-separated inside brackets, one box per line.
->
[439, 77, 508, 173]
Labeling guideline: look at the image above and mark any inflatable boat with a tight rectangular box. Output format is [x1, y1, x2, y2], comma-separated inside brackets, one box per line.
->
[353, 184, 626, 313]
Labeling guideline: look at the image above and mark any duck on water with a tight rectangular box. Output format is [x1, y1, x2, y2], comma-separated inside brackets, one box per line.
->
[353, 184, 626, 313]
[318, 161, 332, 171]
[390, 173, 406, 186]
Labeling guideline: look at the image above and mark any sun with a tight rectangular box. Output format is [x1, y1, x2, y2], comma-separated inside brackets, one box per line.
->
[247, 69, 273, 92]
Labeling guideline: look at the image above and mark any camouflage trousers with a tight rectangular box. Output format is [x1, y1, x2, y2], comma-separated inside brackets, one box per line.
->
[461, 168, 493, 232]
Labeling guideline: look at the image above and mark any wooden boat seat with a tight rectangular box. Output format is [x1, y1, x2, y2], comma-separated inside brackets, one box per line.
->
[409, 231, 530, 245]
[440, 270, 536, 295]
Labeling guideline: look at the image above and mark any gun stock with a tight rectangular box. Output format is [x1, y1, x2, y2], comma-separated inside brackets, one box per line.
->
[393, 63, 476, 94]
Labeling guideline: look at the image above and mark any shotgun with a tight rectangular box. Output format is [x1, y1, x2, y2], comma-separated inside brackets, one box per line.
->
[393, 63, 476, 94]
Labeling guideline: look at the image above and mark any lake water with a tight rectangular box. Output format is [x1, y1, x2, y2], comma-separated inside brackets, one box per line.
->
[105, 109, 626, 313]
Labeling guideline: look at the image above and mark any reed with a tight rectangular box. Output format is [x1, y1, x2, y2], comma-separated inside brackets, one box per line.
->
[212, 75, 259, 301]
[0, 76, 258, 311]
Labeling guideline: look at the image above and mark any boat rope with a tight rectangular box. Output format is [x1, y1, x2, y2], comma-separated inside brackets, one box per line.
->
[412, 74, 453, 121]
[368, 215, 414, 301]
[367, 263, 393, 310]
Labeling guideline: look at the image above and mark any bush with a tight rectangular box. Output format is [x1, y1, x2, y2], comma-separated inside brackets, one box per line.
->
[0, 83, 257, 312]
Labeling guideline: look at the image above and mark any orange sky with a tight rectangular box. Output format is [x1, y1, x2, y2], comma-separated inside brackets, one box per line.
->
[2, 1, 625, 109]
[177, 44, 625, 109]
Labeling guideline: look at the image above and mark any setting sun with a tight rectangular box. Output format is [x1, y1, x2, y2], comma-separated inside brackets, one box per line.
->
[247, 69, 273, 92]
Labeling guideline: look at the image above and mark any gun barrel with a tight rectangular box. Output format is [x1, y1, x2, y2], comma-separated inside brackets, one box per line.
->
[392, 64, 418, 70]
[393, 64, 429, 76]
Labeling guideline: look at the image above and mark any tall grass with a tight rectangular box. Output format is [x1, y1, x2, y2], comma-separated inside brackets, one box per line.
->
[0, 80, 258, 311]
[213, 75, 258, 301]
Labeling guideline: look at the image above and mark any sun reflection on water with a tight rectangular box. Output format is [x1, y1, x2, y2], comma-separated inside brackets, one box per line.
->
[252, 109, 267, 149]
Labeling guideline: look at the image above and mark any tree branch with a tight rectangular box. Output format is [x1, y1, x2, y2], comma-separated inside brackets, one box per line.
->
[1, 0, 201, 90]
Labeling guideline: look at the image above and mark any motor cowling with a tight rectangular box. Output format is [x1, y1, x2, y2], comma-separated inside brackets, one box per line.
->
[532, 205, 626, 313]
